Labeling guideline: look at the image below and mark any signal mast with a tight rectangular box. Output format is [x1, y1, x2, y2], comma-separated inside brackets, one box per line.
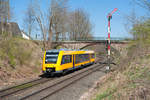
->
[106, 8, 118, 71]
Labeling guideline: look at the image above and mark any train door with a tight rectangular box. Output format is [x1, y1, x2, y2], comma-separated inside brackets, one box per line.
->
[73, 55, 75, 69]
[61, 55, 72, 70]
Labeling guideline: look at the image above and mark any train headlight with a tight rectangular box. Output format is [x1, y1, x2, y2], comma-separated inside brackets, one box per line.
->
[45, 60, 48, 63]
[46, 68, 55, 72]
[46, 68, 51, 72]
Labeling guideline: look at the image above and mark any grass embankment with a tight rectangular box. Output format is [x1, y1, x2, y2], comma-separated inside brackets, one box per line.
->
[93, 40, 150, 100]
[0, 37, 43, 85]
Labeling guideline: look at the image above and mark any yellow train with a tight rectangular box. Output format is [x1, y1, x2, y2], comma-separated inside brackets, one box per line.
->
[42, 49, 95, 75]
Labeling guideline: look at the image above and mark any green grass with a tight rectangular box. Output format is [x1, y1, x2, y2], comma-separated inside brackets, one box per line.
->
[15, 83, 34, 89]
[0, 35, 43, 85]
[97, 52, 105, 55]
[93, 19, 150, 100]
[8, 52, 16, 68]
[0, 59, 2, 68]
[0, 37, 32, 67]
[95, 87, 117, 100]
[93, 39, 150, 100]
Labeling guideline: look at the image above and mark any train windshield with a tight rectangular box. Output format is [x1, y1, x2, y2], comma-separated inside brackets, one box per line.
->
[45, 52, 59, 64]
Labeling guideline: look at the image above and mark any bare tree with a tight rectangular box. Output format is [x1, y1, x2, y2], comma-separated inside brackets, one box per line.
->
[68, 9, 93, 40]
[124, 8, 138, 38]
[23, 1, 35, 39]
[28, 0, 92, 49]
[31, 0, 48, 49]
[0, 0, 10, 22]
[0, 0, 10, 35]
[49, 0, 68, 42]
[125, 0, 150, 39]
[29, 0, 69, 49]
[134, 0, 150, 11]
[47, 0, 69, 49]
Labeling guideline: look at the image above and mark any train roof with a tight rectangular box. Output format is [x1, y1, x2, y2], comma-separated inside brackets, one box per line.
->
[46, 49, 93, 53]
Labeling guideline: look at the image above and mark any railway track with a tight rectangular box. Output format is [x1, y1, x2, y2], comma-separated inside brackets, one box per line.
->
[0, 57, 106, 100]
[20, 63, 105, 100]
[0, 77, 54, 99]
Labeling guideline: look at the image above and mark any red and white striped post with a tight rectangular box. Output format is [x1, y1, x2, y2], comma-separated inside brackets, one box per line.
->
[106, 8, 118, 71]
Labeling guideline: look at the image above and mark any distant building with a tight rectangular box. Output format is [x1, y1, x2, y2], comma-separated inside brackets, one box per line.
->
[0, 22, 35, 40]
[0, 22, 21, 36]
[21, 31, 30, 40]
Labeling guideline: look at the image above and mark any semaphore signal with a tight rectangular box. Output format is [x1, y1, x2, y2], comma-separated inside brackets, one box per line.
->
[106, 8, 118, 71]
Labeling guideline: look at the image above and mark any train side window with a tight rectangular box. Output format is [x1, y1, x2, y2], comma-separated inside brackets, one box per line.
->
[87, 54, 90, 61]
[75, 54, 80, 64]
[75, 54, 89, 64]
[82, 54, 89, 61]
[91, 54, 95, 58]
[61, 55, 72, 64]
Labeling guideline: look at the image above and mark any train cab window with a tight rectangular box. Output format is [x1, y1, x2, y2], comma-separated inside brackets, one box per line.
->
[61, 55, 72, 64]
[45, 52, 59, 64]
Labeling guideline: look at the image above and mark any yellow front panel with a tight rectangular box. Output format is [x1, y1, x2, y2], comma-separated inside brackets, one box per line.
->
[42, 51, 60, 72]
[44, 64, 55, 68]
[42, 51, 46, 71]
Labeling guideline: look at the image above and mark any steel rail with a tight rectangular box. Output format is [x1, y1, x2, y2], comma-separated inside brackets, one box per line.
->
[0, 77, 54, 99]
[20, 64, 105, 100]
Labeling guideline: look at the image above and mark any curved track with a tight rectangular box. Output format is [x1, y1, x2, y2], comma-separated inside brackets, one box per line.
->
[0, 77, 54, 99]
[20, 63, 105, 100]
[0, 58, 106, 100]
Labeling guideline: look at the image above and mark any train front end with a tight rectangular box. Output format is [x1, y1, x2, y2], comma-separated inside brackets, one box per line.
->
[42, 50, 60, 74]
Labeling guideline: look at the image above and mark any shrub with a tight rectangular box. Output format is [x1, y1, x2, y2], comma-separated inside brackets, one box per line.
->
[0, 37, 32, 68]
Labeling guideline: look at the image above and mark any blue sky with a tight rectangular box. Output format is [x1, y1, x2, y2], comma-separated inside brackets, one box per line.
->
[10, 0, 147, 39]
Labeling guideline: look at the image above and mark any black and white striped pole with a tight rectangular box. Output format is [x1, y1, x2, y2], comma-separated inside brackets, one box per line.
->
[106, 8, 118, 71]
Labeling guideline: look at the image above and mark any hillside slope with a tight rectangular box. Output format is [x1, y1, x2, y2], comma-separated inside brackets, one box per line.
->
[80, 40, 150, 100]
[0, 37, 43, 86]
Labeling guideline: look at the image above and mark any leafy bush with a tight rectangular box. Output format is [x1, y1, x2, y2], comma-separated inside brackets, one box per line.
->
[131, 19, 150, 40]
